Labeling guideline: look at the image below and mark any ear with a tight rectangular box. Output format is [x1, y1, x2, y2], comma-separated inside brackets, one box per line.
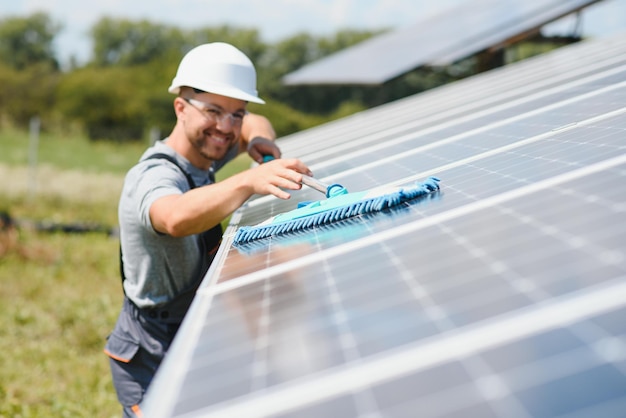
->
[173, 97, 187, 118]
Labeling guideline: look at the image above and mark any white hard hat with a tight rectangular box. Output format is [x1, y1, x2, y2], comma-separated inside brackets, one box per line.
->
[168, 42, 265, 104]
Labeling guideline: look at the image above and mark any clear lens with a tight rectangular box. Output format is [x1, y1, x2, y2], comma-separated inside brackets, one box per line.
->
[184, 98, 246, 126]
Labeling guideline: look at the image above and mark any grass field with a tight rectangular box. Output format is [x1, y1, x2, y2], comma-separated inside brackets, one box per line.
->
[0, 128, 252, 417]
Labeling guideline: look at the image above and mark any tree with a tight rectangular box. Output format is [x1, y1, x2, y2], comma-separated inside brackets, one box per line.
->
[317, 29, 384, 57]
[0, 63, 59, 128]
[57, 66, 150, 141]
[90, 18, 186, 67]
[0, 14, 463, 138]
[0, 12, 61, 70]
[188, 25, 266, 62]
[0, 12, 61, 128]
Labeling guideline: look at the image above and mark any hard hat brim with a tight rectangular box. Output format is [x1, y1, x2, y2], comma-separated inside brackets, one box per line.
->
[168, 82, 265, 104]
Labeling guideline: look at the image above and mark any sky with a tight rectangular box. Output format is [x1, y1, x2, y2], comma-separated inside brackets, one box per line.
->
[1, 0, 626, 66]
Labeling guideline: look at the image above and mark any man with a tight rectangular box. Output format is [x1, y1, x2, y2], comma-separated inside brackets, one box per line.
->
[104, 42, 312, 417]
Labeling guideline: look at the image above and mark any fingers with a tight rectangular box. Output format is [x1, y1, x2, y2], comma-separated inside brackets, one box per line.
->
[277, 158, 313, 177]
[266, 162, 306, 190]
[260, 157, 312, 177]
[247, 137, 281, 164]
[250, 158, 314, 199]
[257, 172, 301, 200]
[267, 184, 294, 200]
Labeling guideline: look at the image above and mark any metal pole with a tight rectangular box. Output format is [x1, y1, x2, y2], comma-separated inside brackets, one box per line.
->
[28, 116, 40, 200]
[149, 126, 160, 145]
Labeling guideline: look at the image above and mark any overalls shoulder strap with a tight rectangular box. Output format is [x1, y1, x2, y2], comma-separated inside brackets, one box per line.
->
[119, 153, 198, 289]
[145, 153, 197, 188]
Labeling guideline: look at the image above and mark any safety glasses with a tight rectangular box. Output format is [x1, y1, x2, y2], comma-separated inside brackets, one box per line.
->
[183, 97, 247, 127]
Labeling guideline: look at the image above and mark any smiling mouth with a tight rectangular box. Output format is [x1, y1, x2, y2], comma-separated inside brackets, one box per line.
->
[211, 136, 228, 145]
[205, 131, 231, 146]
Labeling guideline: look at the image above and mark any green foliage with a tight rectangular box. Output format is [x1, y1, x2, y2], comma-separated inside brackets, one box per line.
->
[57, 66, 151, 141]
[0, 11, 566, 141]
[91, 17, 186, 67]
[0, 12, 61, 71]
[506, 39, 565, 63]
[329, 100, 368, 120]
[246, 99, 326, 138]
[189, 25, 266, 62]
[0, 12, 387, 140]
[0, 62, 60, 128]
[0, 12, 63, 129]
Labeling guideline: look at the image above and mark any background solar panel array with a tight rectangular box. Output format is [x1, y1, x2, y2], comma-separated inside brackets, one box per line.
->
[283, 0, 602, 84]
[143, 32, 626, 417]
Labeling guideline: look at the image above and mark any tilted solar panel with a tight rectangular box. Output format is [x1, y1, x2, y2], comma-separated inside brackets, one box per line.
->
[283, 0, 602, 85]
[279, 31, 626, 165]
[143, 32, 626, 418]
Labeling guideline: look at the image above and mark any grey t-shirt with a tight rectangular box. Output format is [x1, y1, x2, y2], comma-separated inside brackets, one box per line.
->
[119, 139, 238, 308]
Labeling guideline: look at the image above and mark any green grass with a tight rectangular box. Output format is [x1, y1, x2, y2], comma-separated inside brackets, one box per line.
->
[0, 229, 121, 417]
[0, 127, 147, 175]
[0, 129, 253, 417]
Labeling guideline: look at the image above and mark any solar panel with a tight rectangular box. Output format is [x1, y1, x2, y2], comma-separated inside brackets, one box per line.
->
[283, 0, 602, 85]
[142, 32, 626, 418]
[279, 30, 626, 166]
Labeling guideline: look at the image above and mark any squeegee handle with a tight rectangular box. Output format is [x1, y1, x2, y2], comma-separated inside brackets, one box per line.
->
[303, 175, 348, 197]
[301, 175, 329, 195]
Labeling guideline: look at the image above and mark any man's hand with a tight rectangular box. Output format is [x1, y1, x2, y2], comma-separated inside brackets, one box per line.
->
[247, 136, 281, 164]
[240, 113, 277, 162]
[244, 158, 313, 200]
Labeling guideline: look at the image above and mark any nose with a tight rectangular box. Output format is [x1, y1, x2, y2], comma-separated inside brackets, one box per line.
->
[215, 114, 235, 131]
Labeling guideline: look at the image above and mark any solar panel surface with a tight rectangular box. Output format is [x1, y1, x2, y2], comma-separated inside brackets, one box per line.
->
[283, 0, 602, 85]
[143, 32, 626, 418]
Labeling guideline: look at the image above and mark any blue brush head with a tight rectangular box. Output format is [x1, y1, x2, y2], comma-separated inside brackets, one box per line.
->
[233, 177, 440, 245]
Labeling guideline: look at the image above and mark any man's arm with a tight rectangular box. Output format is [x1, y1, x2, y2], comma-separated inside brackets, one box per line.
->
[149, 158, 312, 237]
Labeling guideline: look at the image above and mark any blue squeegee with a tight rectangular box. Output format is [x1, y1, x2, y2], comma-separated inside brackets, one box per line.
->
[233, 159, 440, 245]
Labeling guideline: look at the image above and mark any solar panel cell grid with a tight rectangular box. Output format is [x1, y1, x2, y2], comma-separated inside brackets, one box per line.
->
[160, 155, 626, 415]
[232, 107, 626, 247]
[282, 78, 626, 187]
[280, 40, 626, 163]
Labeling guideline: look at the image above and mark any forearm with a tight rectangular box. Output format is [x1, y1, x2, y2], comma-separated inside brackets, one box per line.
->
[150, 176, 253, 237]
[150, 158, 312, 237]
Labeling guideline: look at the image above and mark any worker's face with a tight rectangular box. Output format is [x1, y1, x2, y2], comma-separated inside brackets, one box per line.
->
[182, 92, 247, 162]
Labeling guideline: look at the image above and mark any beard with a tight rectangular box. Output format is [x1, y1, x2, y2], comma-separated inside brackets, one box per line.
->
[189, 128, 237, 162]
